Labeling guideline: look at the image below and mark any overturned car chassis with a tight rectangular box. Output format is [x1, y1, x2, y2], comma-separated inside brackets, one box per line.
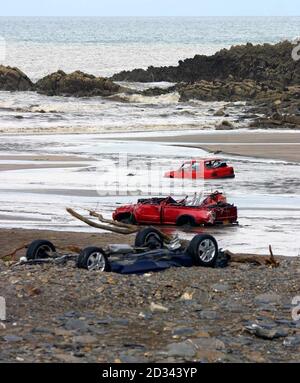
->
[11, 227, 279, 275]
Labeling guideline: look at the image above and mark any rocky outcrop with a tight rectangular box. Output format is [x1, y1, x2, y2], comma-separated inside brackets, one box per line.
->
[112, 65, 177, 83]
[245, 85, 300, 129]
[0, 65, 33, 91]
[141, 85, 176, 97]
[112, 41, 300, 87]
[177, 79, 282, 102]
[35, 70, 122, 97]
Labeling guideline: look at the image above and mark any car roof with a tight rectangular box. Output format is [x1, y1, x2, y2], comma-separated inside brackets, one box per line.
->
[184, 158, 222, 163]
[204, 158, 222, 162]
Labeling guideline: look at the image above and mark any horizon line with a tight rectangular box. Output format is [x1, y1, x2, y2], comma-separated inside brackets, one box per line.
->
[0, 15, 299, 17]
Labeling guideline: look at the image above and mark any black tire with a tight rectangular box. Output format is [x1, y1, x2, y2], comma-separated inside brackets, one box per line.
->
[186, 234, 218, 267]
[26, 240, 56, 260]
[135, 227, 164, 249]
[176, 215, 196, 227]
[77, 247, 111, 272]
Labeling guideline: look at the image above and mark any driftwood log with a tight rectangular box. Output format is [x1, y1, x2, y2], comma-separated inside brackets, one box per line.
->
[67, 208, 173, 242]
[224, 245, 279, 268]
[88, 210, 137, 230]
[66, 208, 139, 235]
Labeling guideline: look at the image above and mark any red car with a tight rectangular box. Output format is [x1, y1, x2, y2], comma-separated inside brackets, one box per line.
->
[164, 159, 235, 179]
[113, 191, 238, 227]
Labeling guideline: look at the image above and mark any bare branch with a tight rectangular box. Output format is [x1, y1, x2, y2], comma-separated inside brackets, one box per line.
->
[66, 208, 139, 235]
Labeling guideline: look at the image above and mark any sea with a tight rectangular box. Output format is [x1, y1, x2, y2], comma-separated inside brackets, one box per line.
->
[0, 16, 299, 134]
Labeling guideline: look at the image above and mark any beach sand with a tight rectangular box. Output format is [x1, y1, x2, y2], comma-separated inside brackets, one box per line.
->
[0, 228, 134, 258]
[115, 131, 300, 162]
[0, 227, 299, 363]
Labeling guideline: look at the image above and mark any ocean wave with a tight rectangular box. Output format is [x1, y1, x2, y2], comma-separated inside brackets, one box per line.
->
[115, 92, 180, 104]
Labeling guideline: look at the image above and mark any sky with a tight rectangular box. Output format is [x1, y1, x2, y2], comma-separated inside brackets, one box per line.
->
[0, 0, 299, 17]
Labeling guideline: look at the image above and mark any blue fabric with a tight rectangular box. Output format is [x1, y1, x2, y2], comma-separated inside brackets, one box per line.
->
[110, 251, 194, 274]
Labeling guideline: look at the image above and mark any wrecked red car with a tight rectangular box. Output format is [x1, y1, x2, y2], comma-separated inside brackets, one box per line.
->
[164, 159, 235, 179]
[113, 191, 238, 226]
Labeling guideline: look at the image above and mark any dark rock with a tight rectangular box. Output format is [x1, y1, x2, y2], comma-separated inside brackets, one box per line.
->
[214, 108, 226, 116]
[164, 341, 196, 358]
[3, 335, 23, 342]
[31, 327, 53, 334]
[275, 319, 295, 327]
[64, 319, 89, 332]
[254, 293, 282, 305]
[35, 70, 122, 97]
[141, 86, 176, 97]
[216, 120, 234, 130]
[0, 65, 33, 91]
[190, 337, 225, 350]
[245, 323, 288, 340]
[112, 41, 300, 87]
[63, 311, 80, 318]
[191, 303, 203, 312]
[283, 336, 300, 347]
[199, 310, 218, 320]
[119, 352, 147, 363]
[176, 78, 285, 103]
[222, 302, 242, 313]
[72, 335, 98, 345]
[212, 283, 230, 292]
[172, 327, 196, 337]
[112, 318, 130, 326]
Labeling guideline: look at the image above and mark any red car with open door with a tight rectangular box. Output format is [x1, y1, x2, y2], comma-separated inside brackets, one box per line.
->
[164, 159, 235, 179]
[113, 191, 238, 227]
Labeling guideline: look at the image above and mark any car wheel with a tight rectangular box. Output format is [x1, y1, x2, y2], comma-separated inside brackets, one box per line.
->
[187, 234, 218, 267]
[176, 215, 196, 227]
[26, 240, 56, 260]
[77, 247, 111, 272]
[135, 227, 164, 249]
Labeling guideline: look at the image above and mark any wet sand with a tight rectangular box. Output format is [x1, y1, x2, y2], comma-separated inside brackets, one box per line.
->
[0, 163, 87, 171]
[116, 131, 300, 162]
[0, 155, 91, 161]
[0, 154, 90, 172]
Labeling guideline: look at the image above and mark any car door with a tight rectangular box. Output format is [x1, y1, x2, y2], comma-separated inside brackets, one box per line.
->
[135, 203, 161, 224]
[179, 162, 192, 178]
[161, 204, 180, 224]
[191, 162, 202, 179]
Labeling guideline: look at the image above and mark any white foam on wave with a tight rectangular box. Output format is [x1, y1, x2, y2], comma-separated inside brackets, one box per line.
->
[117, 92, 180, 104]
